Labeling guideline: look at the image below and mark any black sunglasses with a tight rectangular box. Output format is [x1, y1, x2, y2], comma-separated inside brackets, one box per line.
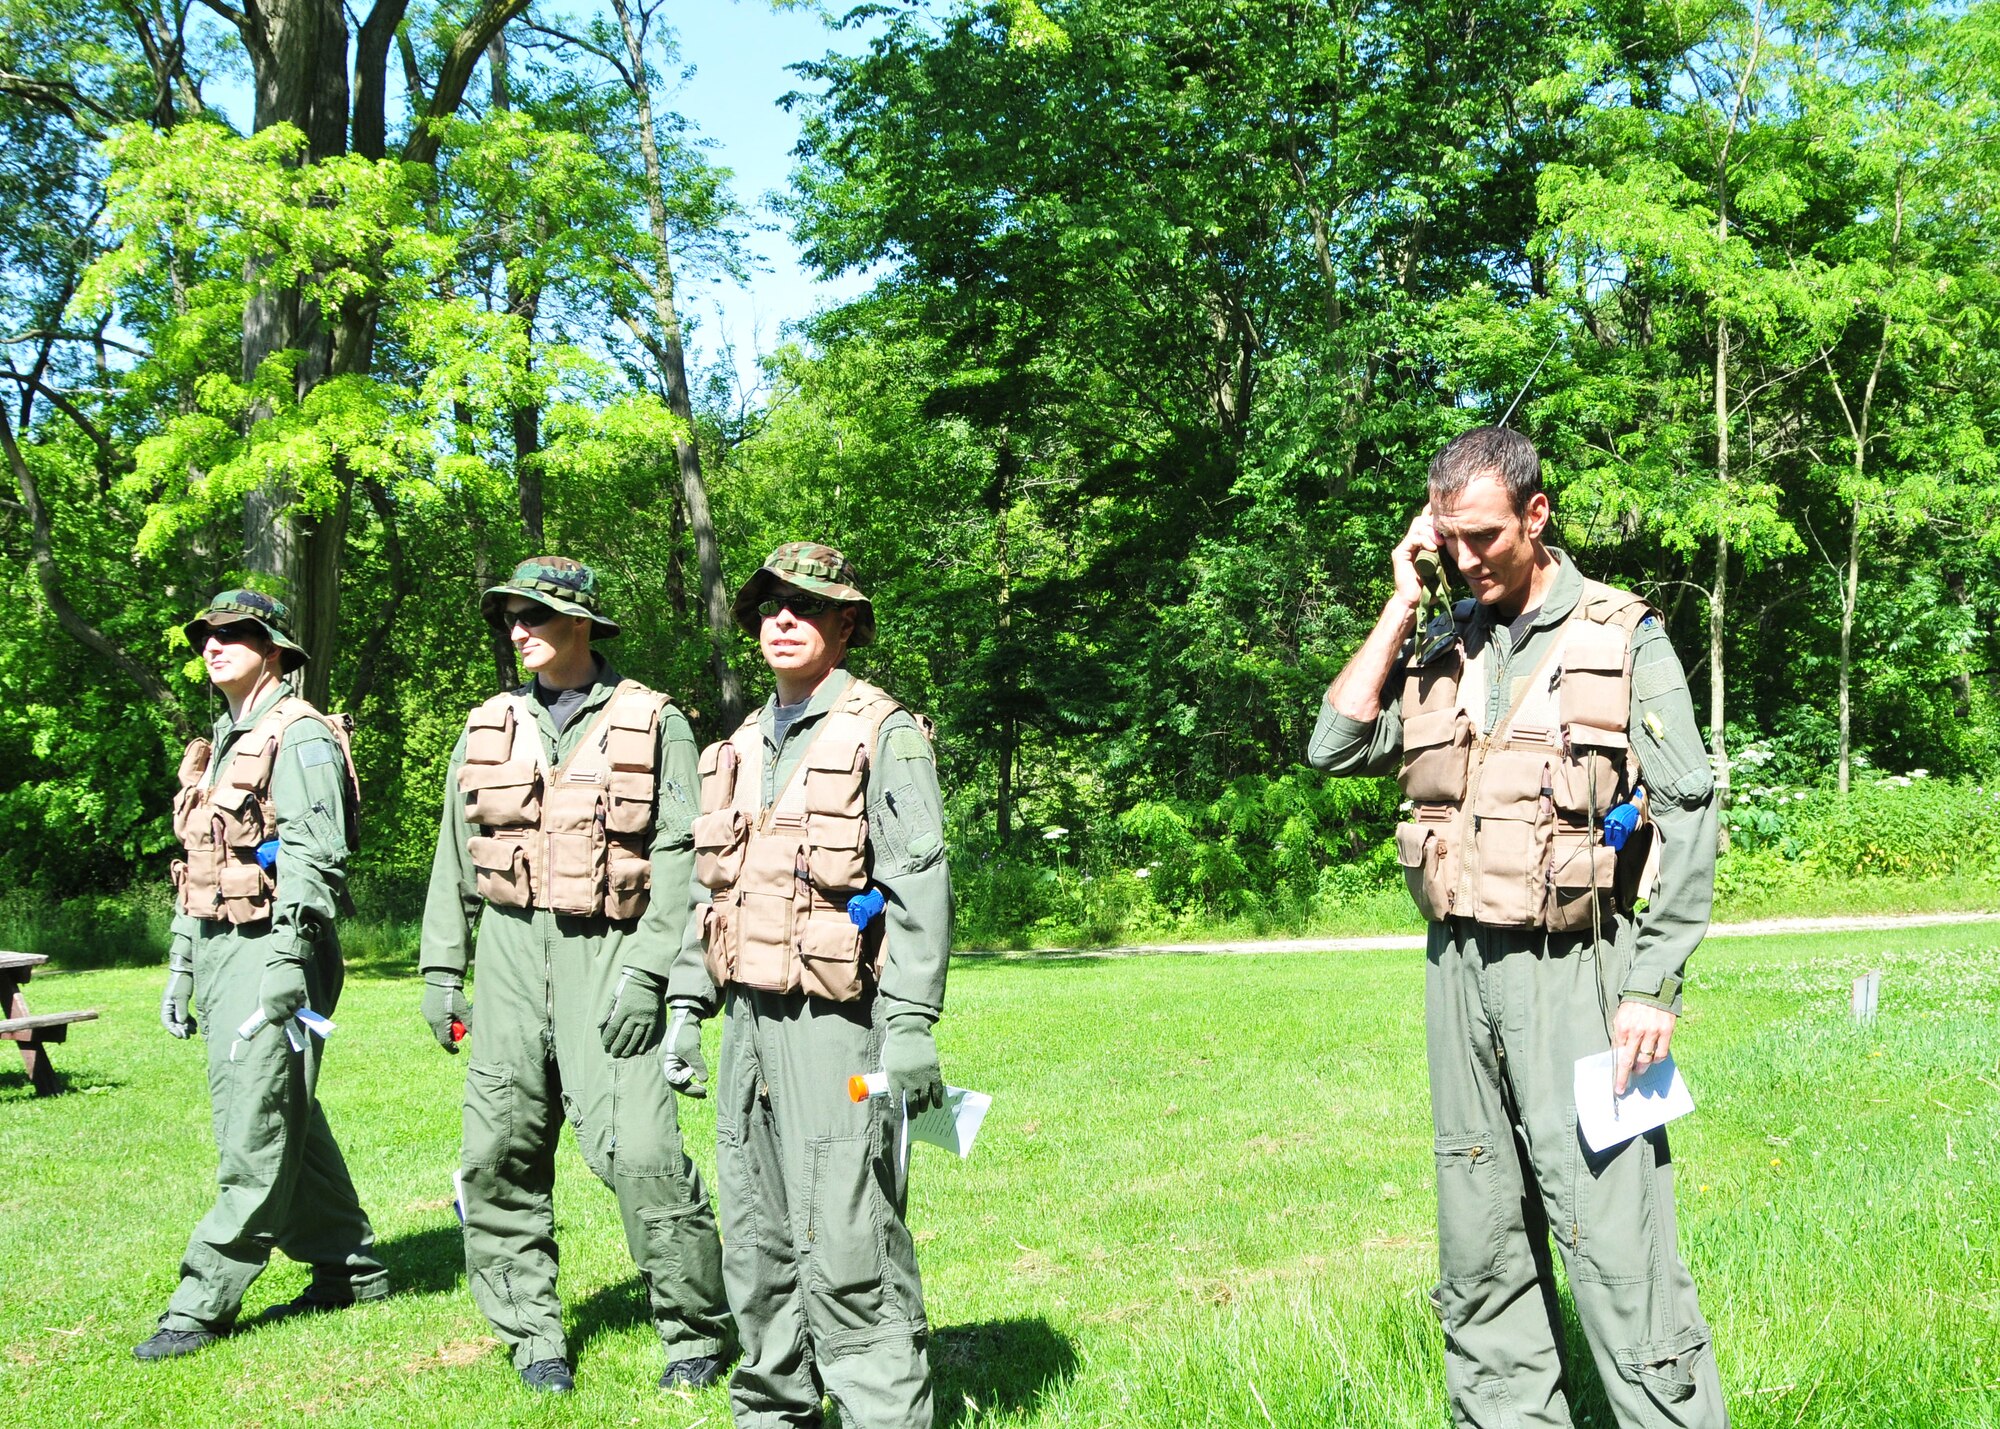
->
[757, 593, 839, 620]
[189, 623, 260, 648]
[502, 603, 563, 630]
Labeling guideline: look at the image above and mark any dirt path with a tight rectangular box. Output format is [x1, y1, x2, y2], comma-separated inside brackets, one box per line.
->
[960, 909, 2000, 961]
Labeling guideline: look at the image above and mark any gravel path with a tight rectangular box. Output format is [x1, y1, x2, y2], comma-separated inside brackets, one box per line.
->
[959, 909, 2000, 961]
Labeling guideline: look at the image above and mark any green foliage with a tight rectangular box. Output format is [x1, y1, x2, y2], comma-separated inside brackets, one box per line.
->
[2, 0, 1999, 941]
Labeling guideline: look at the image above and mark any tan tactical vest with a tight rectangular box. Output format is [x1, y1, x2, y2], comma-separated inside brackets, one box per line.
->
[172, 696, 359, 925]
[1393, 580, 1657, 932]
[691, 678, 906, 1002]
[456, 681, 667, 920]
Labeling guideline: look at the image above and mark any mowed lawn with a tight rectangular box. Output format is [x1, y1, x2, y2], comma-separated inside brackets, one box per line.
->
[2, 923, 1996, 1428]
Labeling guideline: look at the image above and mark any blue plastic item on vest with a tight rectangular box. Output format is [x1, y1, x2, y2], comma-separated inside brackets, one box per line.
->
[847, 887, 886, 929]
[255, 838, 281, 871]
[1601, 794, 1643, 851]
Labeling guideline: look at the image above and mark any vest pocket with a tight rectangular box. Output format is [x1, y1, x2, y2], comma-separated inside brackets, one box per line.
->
[1470, 750, 1552, 926]
[798, 917, 865, 1002]
[544, 830, 605, 915]
[603, 842, 652, 920]
[460, 759, 542, 826]
[468, 834, 535, 908]
[692, 808, 749, 889]
[733, 891, 800, 993]
[1395, 821, 1458, 920]
[701, 901, 737, 987]
[1400, 708, 1470, 803]
[603, 767, 655, 835]
[806, 813, 868, 895]
[697, 740, 739, 814]
[464, 707, 514, 764]
[209, 781, 267, 845]
[1555, 741, 1627, 818]
[1545, 828, 1617, 933]
[216, 858, 272, 922]
[804, 740, 868, 818]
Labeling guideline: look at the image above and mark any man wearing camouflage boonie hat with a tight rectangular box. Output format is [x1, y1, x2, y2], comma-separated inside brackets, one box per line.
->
[668, 541, 953, 1428]
[138, 590, 388, 1361]
[419, 555, 730, 1395]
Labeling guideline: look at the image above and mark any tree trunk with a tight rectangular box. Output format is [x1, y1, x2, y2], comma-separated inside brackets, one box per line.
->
[994, 441, 1015, 844]
[488, 33, 545, 547]
[1709, 312, 1731, 827]
[609, 0, 741, 726]
[222, 0, 524, 701]
[1837, 493, 1862, 794]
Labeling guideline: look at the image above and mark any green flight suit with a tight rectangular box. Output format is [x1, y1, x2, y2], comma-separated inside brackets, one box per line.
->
[669, 668, 953, 1429]
[1310, 552, 1728, 1429]
[420, 658, 729, 1372]
[162, 679, 387, 1332]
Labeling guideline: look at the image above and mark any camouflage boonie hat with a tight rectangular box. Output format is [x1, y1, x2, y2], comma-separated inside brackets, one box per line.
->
[184, 589, 307, 671]
[732, 541, 874, 647]
[480, 556, 619, 640]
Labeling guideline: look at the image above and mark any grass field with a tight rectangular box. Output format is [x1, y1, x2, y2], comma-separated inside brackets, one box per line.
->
[2, 923, 1996, 1428]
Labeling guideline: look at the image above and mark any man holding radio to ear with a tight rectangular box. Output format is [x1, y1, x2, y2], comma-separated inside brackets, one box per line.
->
[1310, 428, 1728, 1429]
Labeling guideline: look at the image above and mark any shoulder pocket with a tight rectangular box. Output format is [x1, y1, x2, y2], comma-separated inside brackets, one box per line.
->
[464, 704, 514, 765]
[1559, 622, 1630, 740]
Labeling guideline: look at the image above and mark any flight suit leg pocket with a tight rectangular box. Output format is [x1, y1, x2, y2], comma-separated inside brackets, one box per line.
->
[1433, 1132, 1506, 1285]
[1614, 1323, 1712, 1410]
[462, 1063, 514, 1171]
[805, 1133, 895, 1333]
[612, 1053, 682, 1178]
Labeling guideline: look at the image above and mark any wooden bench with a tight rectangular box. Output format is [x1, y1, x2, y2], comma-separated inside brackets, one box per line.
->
[1, 951, 99, 1096]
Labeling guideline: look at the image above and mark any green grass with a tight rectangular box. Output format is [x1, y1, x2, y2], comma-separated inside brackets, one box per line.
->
[3, 925, 1998, 1426]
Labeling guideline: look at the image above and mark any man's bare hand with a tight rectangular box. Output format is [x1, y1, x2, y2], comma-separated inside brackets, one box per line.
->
[1392, 506, 1439, 609]
[1611, 1000, 1677, 1096]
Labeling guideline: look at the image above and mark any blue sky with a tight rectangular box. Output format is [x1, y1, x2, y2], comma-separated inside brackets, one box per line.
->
[665, 2, 881, 386]
[192, 3, 882, 392]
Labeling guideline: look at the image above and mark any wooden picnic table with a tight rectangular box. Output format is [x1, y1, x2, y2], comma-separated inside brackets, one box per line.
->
[0, 951, 99, 1096]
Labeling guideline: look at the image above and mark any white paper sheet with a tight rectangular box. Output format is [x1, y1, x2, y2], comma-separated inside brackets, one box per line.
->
[1574, 1051, 1694, 1153]
[906, 1085, 992, 1160]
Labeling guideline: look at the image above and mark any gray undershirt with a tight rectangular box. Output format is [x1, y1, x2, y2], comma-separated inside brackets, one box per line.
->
[771, 696, 812, 751]
[533, 680, 591, 733]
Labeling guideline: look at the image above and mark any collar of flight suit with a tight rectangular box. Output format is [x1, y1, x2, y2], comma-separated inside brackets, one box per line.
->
[514, 655, 621, 751]
[759, 665, 854, 755]
[1463, 545, 1584, 656]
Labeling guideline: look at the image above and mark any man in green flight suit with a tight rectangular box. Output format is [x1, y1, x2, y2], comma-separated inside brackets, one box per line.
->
[665, 542, 952, 1429]
[138, 590, 387, 1361]
[418, 556, 731, 1394]
[1310, 429, 1728, 1428]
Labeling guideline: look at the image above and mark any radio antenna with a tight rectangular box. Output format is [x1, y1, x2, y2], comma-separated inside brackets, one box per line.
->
[1499, 336, 1560, 428]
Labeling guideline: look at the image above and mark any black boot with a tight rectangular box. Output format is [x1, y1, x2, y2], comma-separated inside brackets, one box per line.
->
[520, 1358, 575, 1393]
[660, 1354, 724, 1390]
[133, 1328, 220, 1361]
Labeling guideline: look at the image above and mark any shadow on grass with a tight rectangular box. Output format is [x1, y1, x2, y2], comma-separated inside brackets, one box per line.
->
[372, 1219, 469, 1299]
[933, 1316, 1080, 1425]
[568, 1273, 651, 1358]
[0, 1055, 124, 1102]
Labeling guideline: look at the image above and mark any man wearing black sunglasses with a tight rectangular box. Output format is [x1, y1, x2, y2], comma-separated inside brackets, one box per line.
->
[666, 542, 953, 1429]
[137, 590, 386, 1361]
[418, 556, 730, 1395]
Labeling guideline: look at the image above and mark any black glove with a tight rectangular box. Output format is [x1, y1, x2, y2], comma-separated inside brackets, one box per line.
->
[421, 969, 472, 1053]
[882, 1013, 945, 1114]
[160, 968, 196, 1039]
[598, 966, 667, 1059]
